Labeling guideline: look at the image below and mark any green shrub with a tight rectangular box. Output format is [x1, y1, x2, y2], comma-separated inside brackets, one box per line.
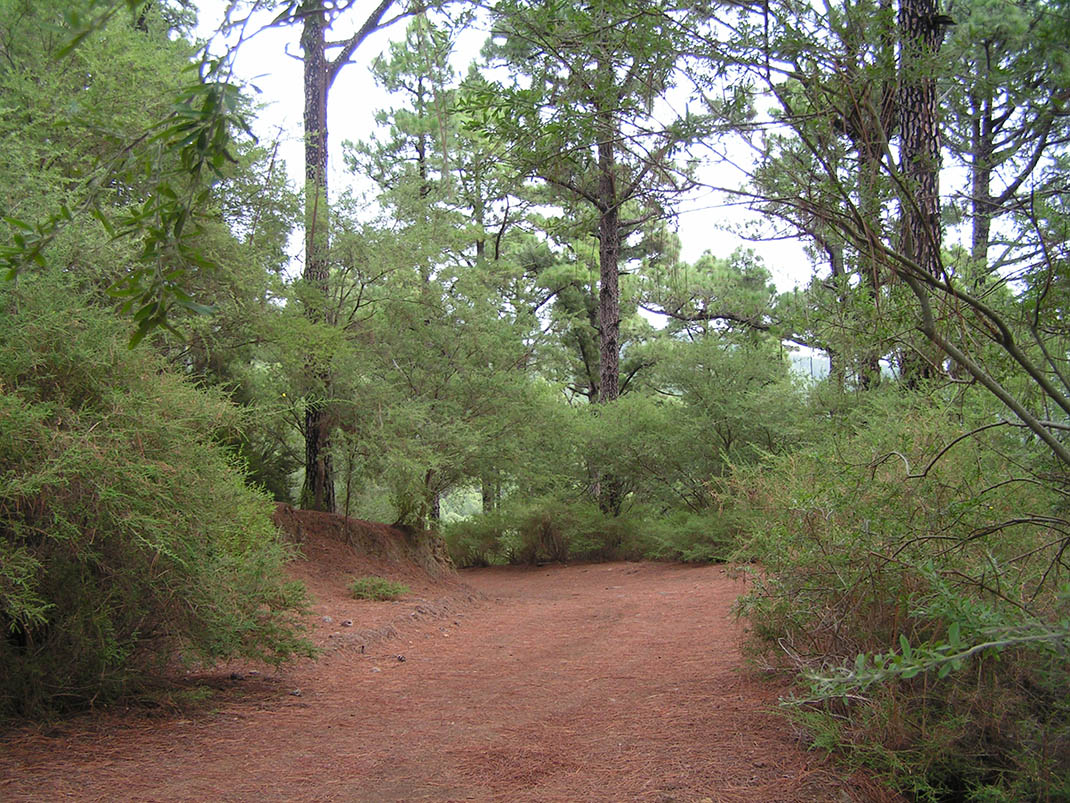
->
[441, 510, 511, 567]
[442, 496, 636, 566]
[729, 391, 1070, 801]
[442, 496, 732, 567]
[640, 509, 735, 563]
[348, 576, 409, 600]
[0, 273, 313, 718]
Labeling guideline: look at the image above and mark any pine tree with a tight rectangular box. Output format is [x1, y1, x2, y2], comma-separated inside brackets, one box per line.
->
[470, 0, 714, 511]
[270, 0, 407, 512]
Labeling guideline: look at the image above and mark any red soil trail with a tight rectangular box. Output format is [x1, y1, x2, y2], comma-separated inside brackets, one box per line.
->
[0, 528, 890, 802]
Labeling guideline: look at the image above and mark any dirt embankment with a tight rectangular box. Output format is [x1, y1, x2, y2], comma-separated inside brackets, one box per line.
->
[272, 505, 474, 653]
[0, 508, 896, 802]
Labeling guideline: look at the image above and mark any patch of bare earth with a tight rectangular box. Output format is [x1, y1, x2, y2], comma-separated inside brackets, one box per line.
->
[0, 511, 897, 802]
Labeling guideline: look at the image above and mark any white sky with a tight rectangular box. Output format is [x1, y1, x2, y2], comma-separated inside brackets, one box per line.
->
[193, 1, 812, 293]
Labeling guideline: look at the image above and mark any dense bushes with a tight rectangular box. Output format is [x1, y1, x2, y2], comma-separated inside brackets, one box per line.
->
[444, 497, 633, 566]
[443, 496, 733, 567]
[729, 391, 1070, 801]
[0, 274, 312, 717]
[440, 344, 804, 569]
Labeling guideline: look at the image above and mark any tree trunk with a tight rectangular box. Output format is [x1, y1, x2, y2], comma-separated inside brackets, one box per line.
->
[825, 239, 847, 391]
[897, 0, 948, 384]
[897, 0, 945, 279]
[856, 146, 886, 390]
[969, 92, 995, 271]
[304, 405, 335, 512]
[424, 469, 441, 525]
[596, 140, 621, 406]
[596, 108, 623, 515]
[300, 3, 335, 512]
[481, 467, 502, 513]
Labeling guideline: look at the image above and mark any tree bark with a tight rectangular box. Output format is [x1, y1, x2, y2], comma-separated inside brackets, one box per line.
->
[969, 90, 995, 269]
[897, 0, 946, 281]
[596, 108, 623, 515]
[300, 3, 335, 512]
[481, 471, 500, 512]
[897, 0, 949, 384]
[596, 138, 621, 406]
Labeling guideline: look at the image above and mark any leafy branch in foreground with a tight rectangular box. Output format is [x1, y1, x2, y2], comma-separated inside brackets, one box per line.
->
[800, 607, 1070, 699]
[1, 5, 251, 345]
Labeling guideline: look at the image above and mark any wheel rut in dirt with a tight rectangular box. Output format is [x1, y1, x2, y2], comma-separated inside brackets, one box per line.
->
[1, 562, 878, 802]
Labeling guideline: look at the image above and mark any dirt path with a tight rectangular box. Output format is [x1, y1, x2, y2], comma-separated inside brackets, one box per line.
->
[1, 562, 880, 802]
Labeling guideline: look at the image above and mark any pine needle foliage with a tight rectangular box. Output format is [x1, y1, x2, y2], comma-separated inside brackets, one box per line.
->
[0, 272, 312, 717]
[731, 390, 1070, 800]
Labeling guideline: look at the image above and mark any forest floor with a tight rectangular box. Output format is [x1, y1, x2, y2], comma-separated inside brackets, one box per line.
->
[0, 511, 898, 802]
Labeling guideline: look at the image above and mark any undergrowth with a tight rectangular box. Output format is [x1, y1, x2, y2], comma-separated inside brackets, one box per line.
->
[442, 496, 733, 567]
[0, 272, 314, 718]
[729, 391, 1070, 801]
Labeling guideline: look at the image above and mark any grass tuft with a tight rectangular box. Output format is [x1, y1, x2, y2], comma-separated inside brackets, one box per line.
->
[348, 576, 409, 601]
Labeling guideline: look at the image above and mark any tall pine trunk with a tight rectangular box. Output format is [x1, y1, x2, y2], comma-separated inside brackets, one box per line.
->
[897, 0, 949, 384]
[300, 4, 335, 512]
[897, 0, 944, 280]
[596, 139, 621, 407]
[595, 105, 623, 515]
[289, 0, 398, 512]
